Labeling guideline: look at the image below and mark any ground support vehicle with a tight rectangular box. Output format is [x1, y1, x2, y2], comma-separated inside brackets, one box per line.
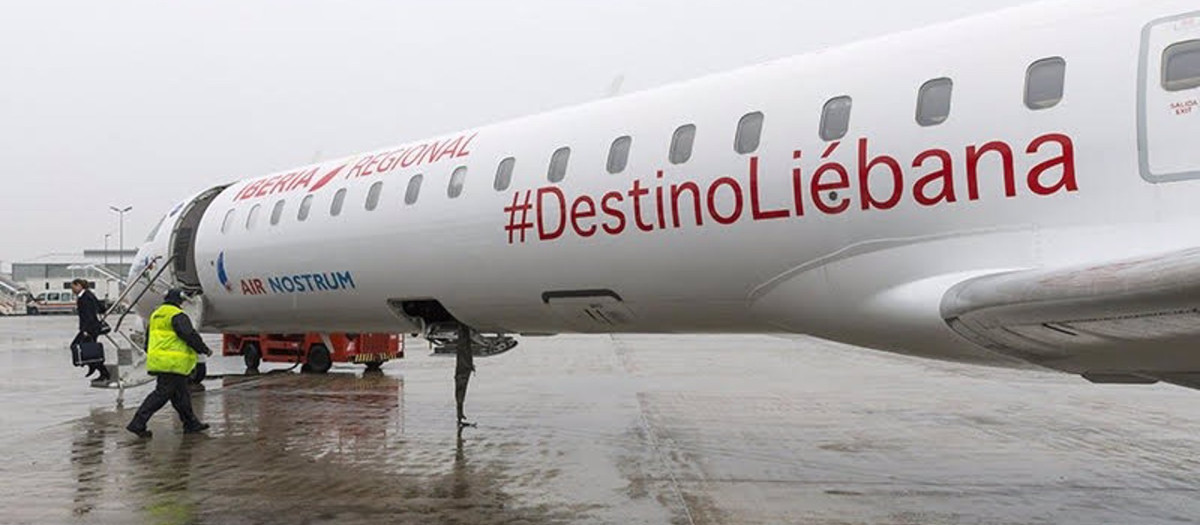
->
[223, 333, 403, 374]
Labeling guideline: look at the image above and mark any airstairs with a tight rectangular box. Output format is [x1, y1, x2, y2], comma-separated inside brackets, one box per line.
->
[88, 256, 177, 404]
[0, 278, 22, 316]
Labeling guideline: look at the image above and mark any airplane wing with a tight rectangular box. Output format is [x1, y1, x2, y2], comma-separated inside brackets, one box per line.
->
[941, 248, 1200, 390]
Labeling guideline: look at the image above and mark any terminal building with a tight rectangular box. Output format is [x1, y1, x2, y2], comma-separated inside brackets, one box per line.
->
[10, 250, 137, 308]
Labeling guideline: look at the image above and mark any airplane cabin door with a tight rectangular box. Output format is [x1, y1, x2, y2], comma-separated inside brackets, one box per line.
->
[167, 186, 228, 292]
[1139, 12, 1200, 182]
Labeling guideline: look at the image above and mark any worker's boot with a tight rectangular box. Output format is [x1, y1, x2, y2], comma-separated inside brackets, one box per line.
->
[125, 424, 152, 439]
[184, 423, 210, 434]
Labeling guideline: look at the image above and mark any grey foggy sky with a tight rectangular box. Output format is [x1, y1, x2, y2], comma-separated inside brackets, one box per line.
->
[0, 0, 1038, 264]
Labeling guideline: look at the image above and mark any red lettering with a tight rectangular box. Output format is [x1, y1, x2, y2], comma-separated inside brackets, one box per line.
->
[240, 280, 255, 295]
[240, 179, 266, 200]
[792, 150, 806, 217]
[670, 182, 703, 228]
[253, 279, 267, 295]
[629, 179, 654, 232]
[1026, 133, 1077, 196]
[601, 191, 626, 235]
[255, 175, 282, 197]
[858, 139, 903, 211]
[376, 149, 402, 173]
[749, 156, 789, 221]
[811, 163, 851, 215]
[655, 171, 666, 230]
[456, 133, 478, 158]
[421, 140, 445, 166]
[911, 149, 957, 206]
[570, 196, 598, 237]
[235, 183, 254, 201]
[361, 154, 382, 177]
[435, 136, 463, 163]
[288, 168, 317, 191]
[269, 173, 294, 194]
[347, 156, 372, 179]
[537, 187, 566, 241]
[966, 141, 1016, 200]
[401, 144, 428, 168]
[707, 177, 744, 225]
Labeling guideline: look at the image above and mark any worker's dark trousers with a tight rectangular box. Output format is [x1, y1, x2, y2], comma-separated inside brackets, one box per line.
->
[128, 373, 202, 431]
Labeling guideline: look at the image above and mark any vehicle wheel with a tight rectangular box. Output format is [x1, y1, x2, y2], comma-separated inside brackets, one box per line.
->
[364, 361, 384, 372]
[242, 341, 262, 370]
[28, 307, 39, 316]
[306, 344, 332, 374]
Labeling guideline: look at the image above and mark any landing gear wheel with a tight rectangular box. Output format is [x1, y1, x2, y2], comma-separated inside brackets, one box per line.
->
[306, 344, 332, 374]
[242, 342, 262, 371]
[364, 361, 384, 372]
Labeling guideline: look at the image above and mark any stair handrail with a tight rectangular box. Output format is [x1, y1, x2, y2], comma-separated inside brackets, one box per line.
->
[66, 263, 128, 287]
[107, 255, 176, 333]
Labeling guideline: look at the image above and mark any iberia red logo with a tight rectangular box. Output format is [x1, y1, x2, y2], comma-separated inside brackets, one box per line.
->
[233, 132, 478, 202]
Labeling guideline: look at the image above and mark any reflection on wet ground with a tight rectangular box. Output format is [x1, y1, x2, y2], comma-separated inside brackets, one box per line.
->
[3, 317, 1200, 524]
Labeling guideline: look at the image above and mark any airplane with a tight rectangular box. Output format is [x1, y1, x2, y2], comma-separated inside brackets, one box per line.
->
[122, 0, 1200, 396]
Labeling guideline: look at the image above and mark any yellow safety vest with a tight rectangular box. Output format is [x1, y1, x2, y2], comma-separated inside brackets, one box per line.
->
[147, 304, 197, 376]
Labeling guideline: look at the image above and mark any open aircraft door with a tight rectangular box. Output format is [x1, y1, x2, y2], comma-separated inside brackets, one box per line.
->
[167, 186, 229, 294]
[1139, 12, 1200, 182]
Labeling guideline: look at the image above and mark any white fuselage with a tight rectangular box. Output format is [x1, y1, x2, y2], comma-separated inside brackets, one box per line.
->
[130, 0, 1200, 371]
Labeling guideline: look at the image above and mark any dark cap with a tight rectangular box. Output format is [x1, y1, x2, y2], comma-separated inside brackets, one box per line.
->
[164, 289, 186, 305]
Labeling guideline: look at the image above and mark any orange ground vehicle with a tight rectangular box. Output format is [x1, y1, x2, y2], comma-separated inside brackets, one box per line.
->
[222, 333, 403, 374]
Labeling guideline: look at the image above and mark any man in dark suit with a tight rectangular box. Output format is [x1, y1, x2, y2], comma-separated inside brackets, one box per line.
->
[71, 279, 110, 382]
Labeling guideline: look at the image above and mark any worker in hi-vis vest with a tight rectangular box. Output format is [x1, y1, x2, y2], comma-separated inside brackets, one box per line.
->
[126, 289, 212, 438]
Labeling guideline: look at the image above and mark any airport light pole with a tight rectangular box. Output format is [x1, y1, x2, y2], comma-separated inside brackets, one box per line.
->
[109, 206, 132, 265]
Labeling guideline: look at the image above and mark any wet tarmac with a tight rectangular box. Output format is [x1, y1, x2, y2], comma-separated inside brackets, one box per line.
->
[2, 316, 1200, 524]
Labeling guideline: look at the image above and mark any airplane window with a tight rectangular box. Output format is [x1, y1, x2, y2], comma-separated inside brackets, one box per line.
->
[1164, 40, 1200, 92]
[298, 195, 313, 221]
[221, 209, 236, 234]
[448, 166, 468, 199]
[735, 112, 764, 154]
[607, 136, 632, 174]
[820, 96, 852, 141]
[548, 147, 571, 183]
[246, 204, 261, 230]
[494, 157, 515, 191]
[365, 181, 383, 211]
[405, 174, 423, 205]
[270, 199, 285, 225]
[669, 124, 696, 164]
[1025, 57, 1066, 110]
[330, 188, 347, 216]
[916, 78, 953, 126]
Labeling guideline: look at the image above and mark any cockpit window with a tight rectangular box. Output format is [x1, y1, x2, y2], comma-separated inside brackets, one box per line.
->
[145, 215, 167, 242]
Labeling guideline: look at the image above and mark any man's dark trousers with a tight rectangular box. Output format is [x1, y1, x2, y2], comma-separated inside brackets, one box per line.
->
[129, 373, 202, 431]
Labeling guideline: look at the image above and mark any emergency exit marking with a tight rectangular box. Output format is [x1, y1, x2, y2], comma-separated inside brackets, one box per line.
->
[1172, 99, 1198, 115]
